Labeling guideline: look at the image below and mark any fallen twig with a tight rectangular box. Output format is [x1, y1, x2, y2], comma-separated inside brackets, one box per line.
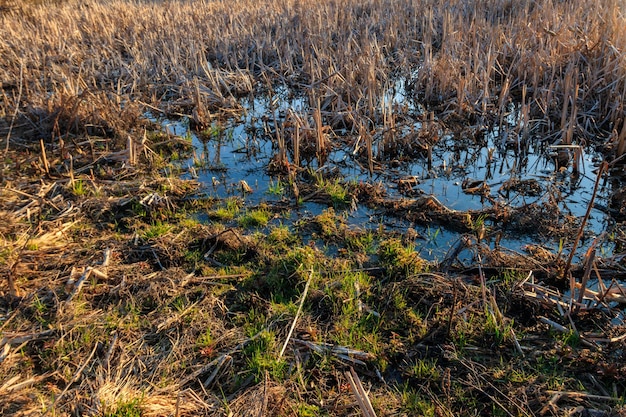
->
[544, 390, 622, 402]
[563, 161, 607, 284]
[293, 339, 375, 366]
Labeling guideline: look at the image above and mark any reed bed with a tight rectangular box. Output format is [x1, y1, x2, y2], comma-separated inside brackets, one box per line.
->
[0, 0, 624, 158]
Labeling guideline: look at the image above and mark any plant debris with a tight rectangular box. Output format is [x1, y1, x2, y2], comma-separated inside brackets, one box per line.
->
[1, 0, 626, 416]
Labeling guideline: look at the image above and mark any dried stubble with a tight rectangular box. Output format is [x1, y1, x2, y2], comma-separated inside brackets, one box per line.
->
[2, 0, 626, 416]
[0, 0, 623, 161]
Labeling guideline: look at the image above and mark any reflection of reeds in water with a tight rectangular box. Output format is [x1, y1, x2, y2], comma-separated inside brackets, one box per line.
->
[313, 98, 325, 164]
[359, 123, 373, 175]
[293, 122, 300, 168]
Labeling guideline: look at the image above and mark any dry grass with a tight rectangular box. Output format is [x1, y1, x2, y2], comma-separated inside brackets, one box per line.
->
[0, 0, 625, 158]
[1, 168, 626, 415]
[2, 0, 626, 416]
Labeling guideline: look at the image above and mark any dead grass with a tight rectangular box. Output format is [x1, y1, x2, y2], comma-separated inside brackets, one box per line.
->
[0, 0, 625, 158]
[1, 0, 626, 416]
[1, 148, 625, 415]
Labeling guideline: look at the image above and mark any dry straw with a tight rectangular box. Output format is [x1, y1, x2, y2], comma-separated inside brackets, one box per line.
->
[0, 0, 623, 160]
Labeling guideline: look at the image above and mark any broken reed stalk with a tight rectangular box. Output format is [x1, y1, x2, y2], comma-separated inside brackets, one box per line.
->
[616, 122, 626, 158]
[4, 59, 23, 155]
[445, 279, 458, 341]
[345, 367, 377, 417]
[574, 246, 595, 314]
[477, 253, 488, 307]
[380, 88, 395, 156]
[560, 64, 573, 145]
[563, 160, 608, 295]
[497, 76, 511, 144]
[274, 112, 286, 165]
[256, 371, 269, 417]
[519, 85, 530, 144]
[270, 95, 285, 165]
[572, 145, 583, 175]
[126, 135, 136, 166]
[39, 139, 50, 175]
[279, 269, 312, 358]
[566, 79, 579, 147]
[7, 265, 18, 297]
[294, 123, 300, 167]
[313, 98, 324, 164]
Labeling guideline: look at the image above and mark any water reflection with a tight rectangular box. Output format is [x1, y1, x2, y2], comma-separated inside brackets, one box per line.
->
[154, 85, 615, 263]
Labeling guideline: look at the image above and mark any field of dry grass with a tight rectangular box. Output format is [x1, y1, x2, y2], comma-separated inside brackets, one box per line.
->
[0, 0, 625, 151]
[1, 0, 626, 415]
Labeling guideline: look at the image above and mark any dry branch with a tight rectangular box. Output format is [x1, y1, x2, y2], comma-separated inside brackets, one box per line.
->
[279, 269, 312, 358]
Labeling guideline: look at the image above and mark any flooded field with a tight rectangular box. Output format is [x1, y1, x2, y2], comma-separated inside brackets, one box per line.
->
[2, 0, 626, 416]
[161, 85, 617, 264]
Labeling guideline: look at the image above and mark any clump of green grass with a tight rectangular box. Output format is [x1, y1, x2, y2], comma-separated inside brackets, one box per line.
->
[103, 398, 143, 417]
[260, 245, 318, 302]
[195, 327, 213, 349]
[0, 247, 10, 265]
[405, 358, 440, 380]
[297, 403, 320, 417]
[378, 238, 426, 277]
[344, 229, 375, 253]
[312, 207, 345, 239]
[183, 248, 203, 264]
[484, 308, 514, 347]
[237, 206, 271, 228]
[234, 309, 288, 382]
[142, 220, 172, 240]
[267, 224, 297, 246]
[30, 293, 51, 326]
[386, 290, 428, 342]
[244, 330, 287, 382]
[316, 176, 352, 208]
[266, 178, 285, 196]
[70, 178, 88, 196]
[209, 198, 241, 221]
[399, 386, 436, 416]
[199, 122, 223, 141]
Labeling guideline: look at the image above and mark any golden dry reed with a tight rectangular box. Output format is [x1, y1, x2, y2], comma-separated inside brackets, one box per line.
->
[0, 0, 624, 157]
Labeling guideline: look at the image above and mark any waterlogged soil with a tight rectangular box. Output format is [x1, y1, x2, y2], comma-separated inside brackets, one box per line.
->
[1, 87, 626, 417]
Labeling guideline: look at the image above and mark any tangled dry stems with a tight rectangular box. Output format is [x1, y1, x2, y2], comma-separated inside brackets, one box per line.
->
[1, 0, 626, 416]
[0, 0, 625, 153]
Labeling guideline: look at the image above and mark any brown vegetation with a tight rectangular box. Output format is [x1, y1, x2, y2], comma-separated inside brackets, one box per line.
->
[0, 0, 625, 156]
[1, 0, 626, 416]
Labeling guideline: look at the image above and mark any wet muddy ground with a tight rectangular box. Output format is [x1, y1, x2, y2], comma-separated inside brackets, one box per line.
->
[2, 0, 626, 415]
[167, 85, 619, 265]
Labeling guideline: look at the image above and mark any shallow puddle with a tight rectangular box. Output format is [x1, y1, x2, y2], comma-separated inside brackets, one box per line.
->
[160, 87, 616, 263]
